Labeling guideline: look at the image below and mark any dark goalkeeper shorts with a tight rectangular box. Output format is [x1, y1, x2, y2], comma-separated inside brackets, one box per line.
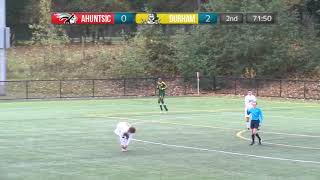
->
[250, 120, 260, 129]
[159, 91, 165, 97]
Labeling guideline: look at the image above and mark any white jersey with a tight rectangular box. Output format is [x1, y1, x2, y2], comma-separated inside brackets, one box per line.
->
[114, 122, 133, 146]
[245, 95, 257, 109]
[114, 122, 130, 136]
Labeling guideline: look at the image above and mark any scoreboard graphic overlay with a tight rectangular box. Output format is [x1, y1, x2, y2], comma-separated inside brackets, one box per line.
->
[52, 12, 275, 25]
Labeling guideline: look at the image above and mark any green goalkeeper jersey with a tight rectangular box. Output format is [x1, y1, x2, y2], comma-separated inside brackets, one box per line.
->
[157, 81, 167, 97]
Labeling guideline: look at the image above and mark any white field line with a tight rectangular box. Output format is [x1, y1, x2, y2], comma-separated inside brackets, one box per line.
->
[111, 115, 320, 163]
[236, 130, 320, 150]
[104, 116, 320, 138]
[120, 116, 320, 149]
[132, 139, 320, 165]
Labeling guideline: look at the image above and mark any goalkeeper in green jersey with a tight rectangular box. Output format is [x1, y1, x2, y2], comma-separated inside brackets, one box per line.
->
[157, 78, 168, 111]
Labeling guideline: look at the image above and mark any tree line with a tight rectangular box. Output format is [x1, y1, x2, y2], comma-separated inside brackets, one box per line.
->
[7, 0, 319, 42]
[114, 0, 320, 78]
[6, 0, 320, 79]
[7, 0, 200, 43]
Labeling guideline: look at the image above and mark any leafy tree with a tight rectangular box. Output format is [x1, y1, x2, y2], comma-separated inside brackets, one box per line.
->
[7, 0, 33, 43]
[114, 26, 178, 77]
[174, 0, 320, 78]
[29, 0, 69, 45]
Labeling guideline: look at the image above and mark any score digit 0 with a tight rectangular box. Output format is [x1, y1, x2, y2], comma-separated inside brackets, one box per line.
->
[121, 15, 127, 23]
[115, 13, 135, 24]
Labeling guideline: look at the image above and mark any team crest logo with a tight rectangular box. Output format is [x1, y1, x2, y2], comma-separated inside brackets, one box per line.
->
[146, 12, 160, 24]
[55, 13, 78, 24]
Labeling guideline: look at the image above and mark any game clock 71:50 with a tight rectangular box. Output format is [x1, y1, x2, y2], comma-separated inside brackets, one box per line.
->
[219, 13, 275, 24]
[246, 13, 275, 24]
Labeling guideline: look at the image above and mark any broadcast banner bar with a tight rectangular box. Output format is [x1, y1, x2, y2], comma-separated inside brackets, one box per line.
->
[51, 12, 274, 25]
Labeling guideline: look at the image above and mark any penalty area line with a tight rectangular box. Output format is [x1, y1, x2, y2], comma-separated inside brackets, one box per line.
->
[133, 139, 320, 165]
[236, 130, 320, 150]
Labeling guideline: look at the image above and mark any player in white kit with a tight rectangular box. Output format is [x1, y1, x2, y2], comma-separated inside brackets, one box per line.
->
[114, 122, 136, 152]
[244, 90, 257, 130]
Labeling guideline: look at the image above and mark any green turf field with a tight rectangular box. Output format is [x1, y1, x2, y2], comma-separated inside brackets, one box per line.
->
[0, 96, 319, 180]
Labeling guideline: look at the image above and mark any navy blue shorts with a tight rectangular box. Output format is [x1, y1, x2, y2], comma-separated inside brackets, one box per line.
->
[251, 120, 260, 129]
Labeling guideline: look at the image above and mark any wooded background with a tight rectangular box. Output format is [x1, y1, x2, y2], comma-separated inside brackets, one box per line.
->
[5, 0, 320, 80]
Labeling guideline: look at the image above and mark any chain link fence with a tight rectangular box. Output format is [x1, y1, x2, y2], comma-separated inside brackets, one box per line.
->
[0, 77, 319, 100]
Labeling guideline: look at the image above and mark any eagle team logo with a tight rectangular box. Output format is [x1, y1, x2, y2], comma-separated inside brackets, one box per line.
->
[54, 13, 78, 24]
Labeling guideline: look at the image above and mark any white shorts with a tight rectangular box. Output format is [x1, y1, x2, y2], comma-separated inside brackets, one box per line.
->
[244, 107, 252, 118]
[119, 136, 132, 146]
[245, 110, 249, 118]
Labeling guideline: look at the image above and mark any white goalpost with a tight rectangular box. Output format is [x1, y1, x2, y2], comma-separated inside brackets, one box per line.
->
[196, 72, 200, 96]
[0, 0, 10, 96]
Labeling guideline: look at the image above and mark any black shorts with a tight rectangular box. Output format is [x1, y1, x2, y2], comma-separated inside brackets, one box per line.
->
[251, 120, 260, 129]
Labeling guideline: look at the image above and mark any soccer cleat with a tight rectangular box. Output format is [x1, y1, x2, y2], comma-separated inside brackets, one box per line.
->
[256, 134, 262, 145]
[121, 148, 127, 152]
[250, 142, 255, 146]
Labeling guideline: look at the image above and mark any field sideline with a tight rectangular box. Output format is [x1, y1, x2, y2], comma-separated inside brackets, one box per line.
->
[0, 96, 319, 180]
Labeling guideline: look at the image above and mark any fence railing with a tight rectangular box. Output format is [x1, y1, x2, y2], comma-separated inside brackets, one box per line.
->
[0, 77, 319, 100]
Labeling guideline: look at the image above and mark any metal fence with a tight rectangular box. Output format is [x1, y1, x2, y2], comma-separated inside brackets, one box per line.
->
[0, 77, 319, 100]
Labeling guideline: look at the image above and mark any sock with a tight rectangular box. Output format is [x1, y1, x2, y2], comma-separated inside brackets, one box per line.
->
[256, 133, 261, 141]
[251, 134, 255, 143]
[160, 105, 163, 111]
[163, 105, 168, 111]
